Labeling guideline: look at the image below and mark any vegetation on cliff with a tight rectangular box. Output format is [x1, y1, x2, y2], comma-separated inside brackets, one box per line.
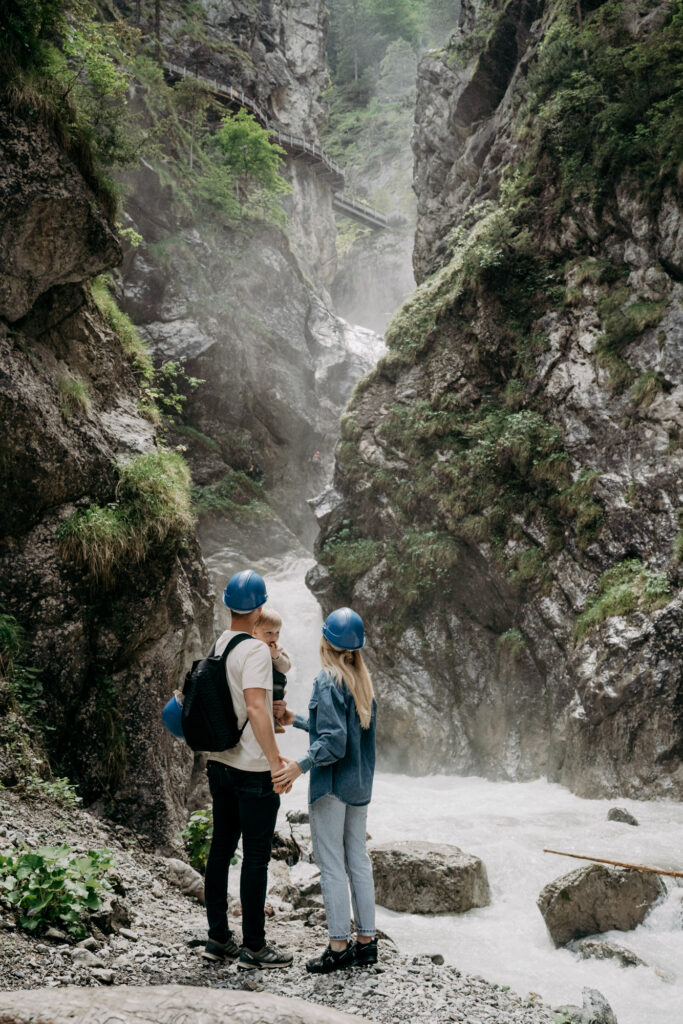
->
[326, 0, 682, 637]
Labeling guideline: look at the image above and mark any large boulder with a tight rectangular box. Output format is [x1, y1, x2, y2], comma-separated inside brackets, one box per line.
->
[370, 841, 490, 914]
[0, 986, 364, 1024]
[537, 864, 666, 947]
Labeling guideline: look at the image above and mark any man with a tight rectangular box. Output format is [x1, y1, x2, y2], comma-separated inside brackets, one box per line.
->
[202, 569, 293, 969]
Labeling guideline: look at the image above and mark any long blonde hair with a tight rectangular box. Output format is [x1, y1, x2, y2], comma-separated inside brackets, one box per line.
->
[320, 637, 374, 729]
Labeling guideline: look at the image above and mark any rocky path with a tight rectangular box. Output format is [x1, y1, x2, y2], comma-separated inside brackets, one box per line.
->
[0, 791, 557, 1024]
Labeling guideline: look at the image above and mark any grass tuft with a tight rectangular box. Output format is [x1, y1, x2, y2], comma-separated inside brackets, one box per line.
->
[57, 375, 91, 418]
[574, 559, 672, 641]
[91, 277, 154, 379]
[58, 449, 194, 584]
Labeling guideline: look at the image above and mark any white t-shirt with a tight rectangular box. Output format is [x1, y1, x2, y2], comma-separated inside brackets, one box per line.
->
[208, 630, 273, 772]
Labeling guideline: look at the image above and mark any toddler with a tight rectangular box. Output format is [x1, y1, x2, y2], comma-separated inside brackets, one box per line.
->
[253, 605, 290, 733]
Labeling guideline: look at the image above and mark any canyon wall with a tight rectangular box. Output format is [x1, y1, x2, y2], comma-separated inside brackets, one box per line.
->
[310, 0, 682, 798]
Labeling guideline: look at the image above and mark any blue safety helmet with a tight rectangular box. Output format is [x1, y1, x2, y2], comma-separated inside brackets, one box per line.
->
[322, 607, 365, 650]
[222, 570, 267, 612]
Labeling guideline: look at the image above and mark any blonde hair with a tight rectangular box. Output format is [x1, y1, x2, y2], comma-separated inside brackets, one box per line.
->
[255, 605, 282, 629]
[320, 637, 374, 729]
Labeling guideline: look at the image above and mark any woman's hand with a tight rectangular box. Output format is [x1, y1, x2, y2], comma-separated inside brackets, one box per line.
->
[273, 759, 303, 787]
[273, 701, 295, 726]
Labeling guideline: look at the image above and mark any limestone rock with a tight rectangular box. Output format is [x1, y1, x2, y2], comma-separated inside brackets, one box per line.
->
[0, 986, 365, 1024]
[90, 894, 131, 935]
[370, 841, 490, 914]
[0, 110, 120, 321]
[568, 937, 647, 968]
[555, 988, 618, 1024]
[537, 865, 666, 947]
[164, 858, 205, 903]
[607, 807, 639, 826]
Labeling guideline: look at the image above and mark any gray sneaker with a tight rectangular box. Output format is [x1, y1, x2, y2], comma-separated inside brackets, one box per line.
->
[202, 936, 241, 962]
[239, 942, 293, 970]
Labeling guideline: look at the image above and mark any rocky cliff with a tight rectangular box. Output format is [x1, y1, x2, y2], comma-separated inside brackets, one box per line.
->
[0, 107, 214, 848]
[310, 0, 683, 798]
[116, 0, 383, 544]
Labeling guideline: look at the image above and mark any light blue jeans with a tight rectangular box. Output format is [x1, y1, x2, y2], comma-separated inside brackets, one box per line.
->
[309, 793, 376, 941]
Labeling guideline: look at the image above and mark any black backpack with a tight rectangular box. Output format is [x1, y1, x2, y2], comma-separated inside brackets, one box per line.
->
[181, 633, 251, 752]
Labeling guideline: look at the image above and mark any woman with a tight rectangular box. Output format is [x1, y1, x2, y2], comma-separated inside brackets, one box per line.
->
[273, 607, 377, 974]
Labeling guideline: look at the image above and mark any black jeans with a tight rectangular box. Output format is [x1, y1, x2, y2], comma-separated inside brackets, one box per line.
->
[204, 760, 280, 951]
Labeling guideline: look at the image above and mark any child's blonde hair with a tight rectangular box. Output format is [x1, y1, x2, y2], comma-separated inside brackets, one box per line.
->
[320, 637, 374, 729]
[255, 605, 282, 629]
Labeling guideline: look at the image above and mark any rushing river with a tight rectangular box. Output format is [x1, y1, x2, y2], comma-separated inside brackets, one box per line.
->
[201, 528, 683, 1024]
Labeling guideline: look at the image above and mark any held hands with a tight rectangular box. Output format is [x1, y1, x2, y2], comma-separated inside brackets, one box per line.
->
[273, 759, 303, 788]
[271, 754, 293, 795]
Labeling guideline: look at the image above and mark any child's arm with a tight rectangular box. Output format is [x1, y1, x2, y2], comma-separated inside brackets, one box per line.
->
[272, 647, 291, 673]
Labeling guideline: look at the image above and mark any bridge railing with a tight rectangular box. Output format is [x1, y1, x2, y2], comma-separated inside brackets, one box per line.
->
[163, 61, 386, 229]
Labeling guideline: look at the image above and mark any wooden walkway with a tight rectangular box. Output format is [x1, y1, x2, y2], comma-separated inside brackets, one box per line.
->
[164, 62, 388, 231]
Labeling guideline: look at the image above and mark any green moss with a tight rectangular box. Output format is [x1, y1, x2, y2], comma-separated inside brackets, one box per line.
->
[191, 471, 269, 520]
[57, 375, 91, 418]
[497, 628, 527, 662]
[0, 614, 24, 678]
[91, 277, 154, 379]
[594, 291, 668, 389]
[58, 449, 194, 584]
[319, 524, 384, 593]
[174, 424, 221, 452]
[574, 559, 672, 641]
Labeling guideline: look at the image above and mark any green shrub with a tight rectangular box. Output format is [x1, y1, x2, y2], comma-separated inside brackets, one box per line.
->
[497, 628, 527, 662]
[57, 375, 91, 417]
[574, 559, 672, 641]
[24, 776, 81, 808]
[174, 425, 220, 452]
[192, 471, 269, 519]
[58, 449, 195, 583]
[181, 807, 239, 874]
[182, 808, 213, 873]
[0, 845, 114, 938]
[319, 530, 384, 592]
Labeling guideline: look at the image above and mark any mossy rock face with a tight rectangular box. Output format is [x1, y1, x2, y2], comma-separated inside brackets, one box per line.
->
[317, 0, 683, 800]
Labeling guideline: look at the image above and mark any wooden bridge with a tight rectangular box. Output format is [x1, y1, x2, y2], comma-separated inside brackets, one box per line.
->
[164, 62, 388, 231]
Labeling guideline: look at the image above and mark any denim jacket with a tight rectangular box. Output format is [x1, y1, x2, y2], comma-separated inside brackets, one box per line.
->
[294, 669, 376, 806]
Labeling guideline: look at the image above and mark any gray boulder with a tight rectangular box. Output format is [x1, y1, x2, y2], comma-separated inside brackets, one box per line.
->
[554, 987, 618, 1024]
[0, 986, 365, 1024]
[538, 864, 665, 946]
[568, 937, 647, 968]
[164, 858, 205, 904]
[607, 807, 639, 826]
[370, 841, 490, 914]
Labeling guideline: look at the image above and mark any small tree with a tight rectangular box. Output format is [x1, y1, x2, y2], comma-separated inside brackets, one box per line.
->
[173, 77, 212, 169]
[197, 108, 291, 224]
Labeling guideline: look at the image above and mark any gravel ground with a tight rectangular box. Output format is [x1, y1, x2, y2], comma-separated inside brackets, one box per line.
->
[0, 791, 557, 1024]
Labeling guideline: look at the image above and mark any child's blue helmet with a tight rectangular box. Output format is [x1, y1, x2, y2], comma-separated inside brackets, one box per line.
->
[222, 570, 267, 612]
[322, 607, 365, 650]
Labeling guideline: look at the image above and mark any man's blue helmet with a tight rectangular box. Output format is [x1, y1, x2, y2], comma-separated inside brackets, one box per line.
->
[322, 607, 365, 650]
[222, 570, 267, 612]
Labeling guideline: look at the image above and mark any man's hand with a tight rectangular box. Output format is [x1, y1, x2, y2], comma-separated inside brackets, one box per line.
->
[273, 700, 295, 726]
[273, 760, 303, 788]
[271, 754, 292, 794]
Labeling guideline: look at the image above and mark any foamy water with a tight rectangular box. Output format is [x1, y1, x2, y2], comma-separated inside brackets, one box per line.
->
[202, 536, 683, 1024]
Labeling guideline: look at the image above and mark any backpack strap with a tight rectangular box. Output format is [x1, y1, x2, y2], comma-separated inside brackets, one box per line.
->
[218, 632, 252, 664]
[218, 632, 254, 737]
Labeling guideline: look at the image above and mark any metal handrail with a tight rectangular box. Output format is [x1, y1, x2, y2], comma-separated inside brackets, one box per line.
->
[163, 61, 387, 229]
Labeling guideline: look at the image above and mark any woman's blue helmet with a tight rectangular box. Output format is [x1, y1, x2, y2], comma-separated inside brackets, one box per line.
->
[322, 607, 365, 650]
[222, 570, 267, 612]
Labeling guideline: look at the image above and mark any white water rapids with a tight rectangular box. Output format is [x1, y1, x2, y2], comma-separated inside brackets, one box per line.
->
[201, 532, 683, 1024]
